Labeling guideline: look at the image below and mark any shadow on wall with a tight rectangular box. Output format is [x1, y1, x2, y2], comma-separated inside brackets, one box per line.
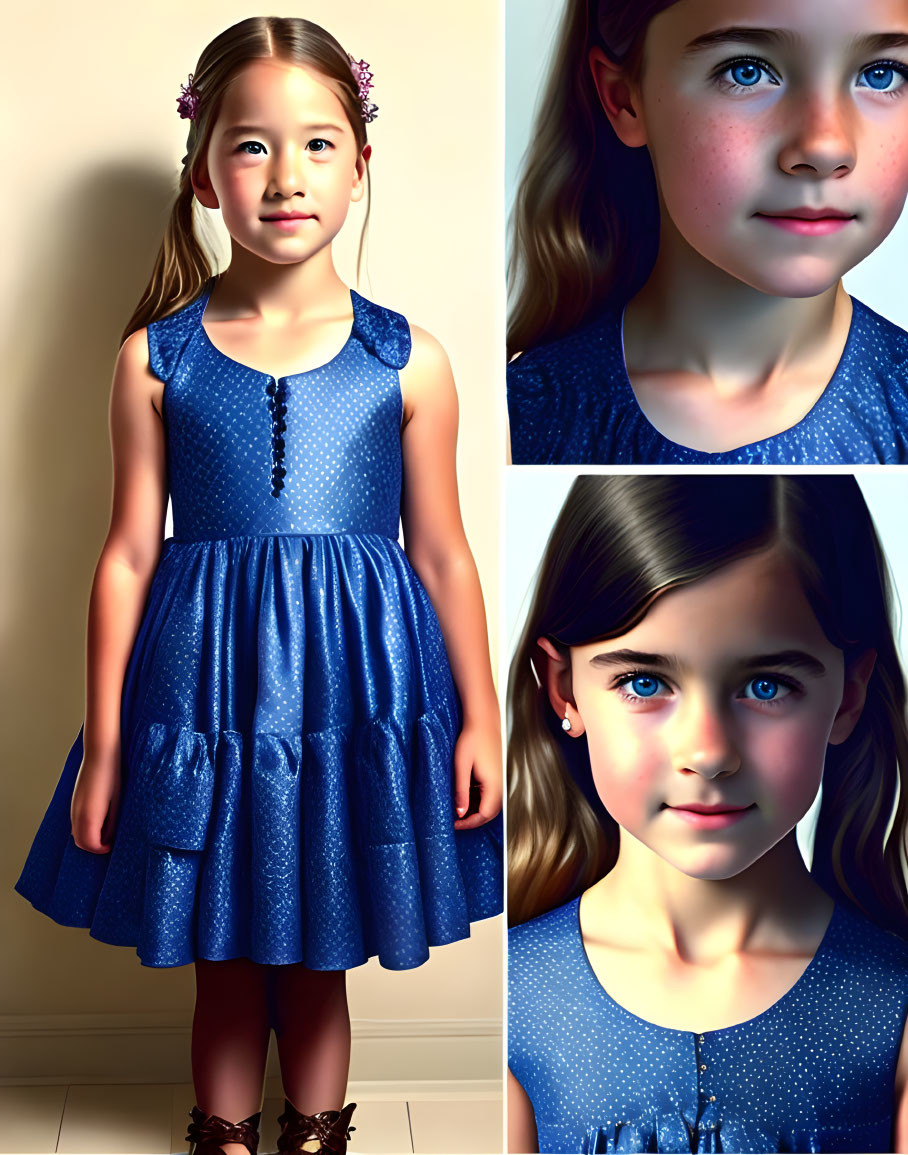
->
[1, 165, 197, 1030]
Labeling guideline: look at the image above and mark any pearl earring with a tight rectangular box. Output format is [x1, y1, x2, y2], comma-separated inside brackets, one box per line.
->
[562, 708, 572, 732]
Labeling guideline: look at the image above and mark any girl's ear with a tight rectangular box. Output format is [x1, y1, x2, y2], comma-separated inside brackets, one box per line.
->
[191, 161, 220, 211]
[535, 637, 585, 737]
[351, 144, 372, 204]
[589, 47, 648, 149]
[828, 649, 877, 746]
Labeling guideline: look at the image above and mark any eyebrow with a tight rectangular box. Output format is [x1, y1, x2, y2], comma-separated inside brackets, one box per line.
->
[683, 27, 908, 57]
[222, 122, 344, 138]
[588, 648, 827, 677]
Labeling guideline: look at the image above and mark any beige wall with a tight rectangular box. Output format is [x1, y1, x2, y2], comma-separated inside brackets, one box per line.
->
[1, 0, 502, 1079]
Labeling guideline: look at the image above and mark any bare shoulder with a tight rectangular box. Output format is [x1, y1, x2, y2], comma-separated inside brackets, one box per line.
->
[894, 1018, 908, 1152]
[114, 328, 163, 415]
[400, 324, 456, 409]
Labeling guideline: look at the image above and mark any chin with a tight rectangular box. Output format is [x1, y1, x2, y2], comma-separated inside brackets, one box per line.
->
[714, 257, 848, 301]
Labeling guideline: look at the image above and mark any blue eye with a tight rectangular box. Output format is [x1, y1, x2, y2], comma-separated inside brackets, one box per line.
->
[239, 141, 266, 155]
[742, 677, 792, 702]
[730, 62, 763, 87]
[858, 63, 907, 92]
[625, 674, 662, 698]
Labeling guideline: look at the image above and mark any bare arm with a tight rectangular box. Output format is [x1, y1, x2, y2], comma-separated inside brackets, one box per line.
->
[508, 1070, 539, 1153]
[893, 1017, 908, 1152]
[399, 326, 501, 829]
[70, 329, 168, 853]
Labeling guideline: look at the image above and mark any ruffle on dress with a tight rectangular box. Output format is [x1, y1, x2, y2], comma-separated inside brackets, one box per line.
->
[16, 533, 502, 968]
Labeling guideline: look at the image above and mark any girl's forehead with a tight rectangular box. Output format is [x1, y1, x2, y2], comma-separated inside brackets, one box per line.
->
[218, 59, 349, 127]
[576, 548, 838, 660]
[647, 0, 908, 50]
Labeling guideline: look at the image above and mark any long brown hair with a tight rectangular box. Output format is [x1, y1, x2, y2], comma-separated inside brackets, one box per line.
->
[123, 17, 371, 342]
[508, 476, 908, 940]
[507, 0, 678, 357]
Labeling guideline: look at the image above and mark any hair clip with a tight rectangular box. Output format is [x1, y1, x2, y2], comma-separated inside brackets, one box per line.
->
[348, 57, 378, 123]
[177, 73, 200, 121]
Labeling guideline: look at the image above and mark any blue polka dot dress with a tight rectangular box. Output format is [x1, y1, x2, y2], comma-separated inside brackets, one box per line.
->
[16, 284, 502, 969]
[509, 898, 908, 1152]
[508, 298, 908, 464]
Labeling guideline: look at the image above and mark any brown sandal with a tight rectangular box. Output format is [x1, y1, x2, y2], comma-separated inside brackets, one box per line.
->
[274, 1100, 357, 1154]
[186, 1105, 261, 1155]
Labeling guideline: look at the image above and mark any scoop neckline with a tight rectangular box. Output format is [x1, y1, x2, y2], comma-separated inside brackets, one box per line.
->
[571, 894, 841, 1039]
[613, 297, 860, 458]
[197, 281, 361, 382]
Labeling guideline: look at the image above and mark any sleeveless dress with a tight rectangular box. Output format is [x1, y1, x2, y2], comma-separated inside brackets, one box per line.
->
[509, 898, 908, 1153]
[508, 297, 908, 464]
[15, 285, 502, 970]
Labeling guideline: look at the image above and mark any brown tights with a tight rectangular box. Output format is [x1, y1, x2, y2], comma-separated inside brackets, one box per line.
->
[192, 958, 350, 1154]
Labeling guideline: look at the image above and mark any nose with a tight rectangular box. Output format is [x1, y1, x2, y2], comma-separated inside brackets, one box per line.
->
[672, 693, 741, 779]
[267, 145, 306, 199]
[777, 88, 856, 179]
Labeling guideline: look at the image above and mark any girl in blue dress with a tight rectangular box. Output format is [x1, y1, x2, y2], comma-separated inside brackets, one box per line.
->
[508, 475, 908, 1153]
[15, 17, 502, 1155]
[507, 0, 908, 464]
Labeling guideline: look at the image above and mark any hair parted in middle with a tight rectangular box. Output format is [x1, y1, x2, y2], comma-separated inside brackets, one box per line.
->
[124, 16, 373, 343]
[507, 0, 679, 357]
[507, 475, 908, 940]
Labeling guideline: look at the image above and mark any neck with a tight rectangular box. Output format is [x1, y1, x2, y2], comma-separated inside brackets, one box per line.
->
[214, 242, 349, 321]
[595, 831, 830, 965]
[624, 215, 849, 397]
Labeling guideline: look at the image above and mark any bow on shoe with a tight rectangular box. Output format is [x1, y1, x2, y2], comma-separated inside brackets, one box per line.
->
[186, 1106, 261, 1155]
[275, 1101, 357, 1155]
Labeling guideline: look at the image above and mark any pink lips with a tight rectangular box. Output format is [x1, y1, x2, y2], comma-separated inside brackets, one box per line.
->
[665, 803, 756, 830]
[261, 211, 316, 232]
[755, 208, 856, 236]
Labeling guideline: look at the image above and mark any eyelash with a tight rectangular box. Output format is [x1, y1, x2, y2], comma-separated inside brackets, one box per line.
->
[711, 54, 908, 97]
[711, 55, 780, 93]
[612, 670, 802, 707]
[235, 139, 335, 156]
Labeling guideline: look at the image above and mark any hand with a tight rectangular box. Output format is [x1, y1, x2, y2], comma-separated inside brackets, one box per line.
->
[71, 753, 121, 854]
[452, 720, 502, 830]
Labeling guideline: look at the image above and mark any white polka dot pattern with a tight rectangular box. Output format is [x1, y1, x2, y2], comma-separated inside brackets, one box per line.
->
[509, 898, 908, 1152]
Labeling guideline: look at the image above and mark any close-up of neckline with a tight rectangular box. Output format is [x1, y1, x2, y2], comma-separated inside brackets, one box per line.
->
[572, 894, 841, 1040]
[613, 299, 860, 457]
[197, 281, 362, 383]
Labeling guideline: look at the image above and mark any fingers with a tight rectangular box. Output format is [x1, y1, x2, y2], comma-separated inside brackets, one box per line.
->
[453, 741, 474, 819]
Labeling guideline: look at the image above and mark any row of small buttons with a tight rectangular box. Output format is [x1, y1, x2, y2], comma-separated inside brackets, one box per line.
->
[266, 380, 288, 497]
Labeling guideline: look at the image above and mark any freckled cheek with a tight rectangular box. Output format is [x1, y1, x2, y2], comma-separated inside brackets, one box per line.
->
[653, 115, 765, 227]
[859, 132, 908, 223]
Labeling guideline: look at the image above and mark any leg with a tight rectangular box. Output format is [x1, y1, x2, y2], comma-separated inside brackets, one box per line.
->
[269, 965, 350, 1111]
[192, 957, 271, 1154]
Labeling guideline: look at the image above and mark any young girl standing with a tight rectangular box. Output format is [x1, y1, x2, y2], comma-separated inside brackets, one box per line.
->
[15, 17, 502, 1154]
[507, 0, 908, 463]
[508, 475, 908, 1153]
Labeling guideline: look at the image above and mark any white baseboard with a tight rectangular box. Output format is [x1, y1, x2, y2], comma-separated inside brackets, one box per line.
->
[0, 1014, 502, 1087]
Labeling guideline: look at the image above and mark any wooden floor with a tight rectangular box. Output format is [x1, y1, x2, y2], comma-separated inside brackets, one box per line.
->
[0, 1085, 503, 1154]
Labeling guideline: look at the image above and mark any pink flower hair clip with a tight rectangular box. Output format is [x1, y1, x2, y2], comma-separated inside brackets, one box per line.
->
[349, 57, 378, 123]
[177, 73, 200, 121]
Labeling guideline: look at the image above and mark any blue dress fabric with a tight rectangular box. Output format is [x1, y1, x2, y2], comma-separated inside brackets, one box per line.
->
[508, 298, 908, 464]
[509, 898, 908, 1153]
[16, 285, 502, 970]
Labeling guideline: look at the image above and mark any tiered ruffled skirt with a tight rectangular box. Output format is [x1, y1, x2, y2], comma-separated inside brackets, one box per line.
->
[16, 534, 502, 968]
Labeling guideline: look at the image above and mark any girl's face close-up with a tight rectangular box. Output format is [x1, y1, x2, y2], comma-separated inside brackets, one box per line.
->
[566, 548, 868, 882]
[193, 59, 367, 267]
[597, 0, 908, 298]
